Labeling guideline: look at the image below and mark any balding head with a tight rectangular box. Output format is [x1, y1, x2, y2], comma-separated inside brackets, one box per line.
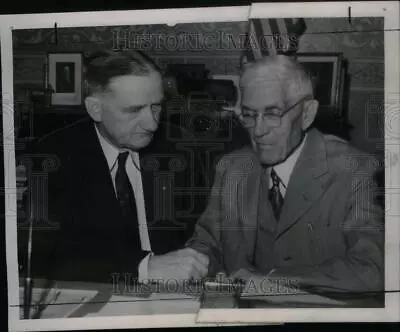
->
[239, 55, 319, 166]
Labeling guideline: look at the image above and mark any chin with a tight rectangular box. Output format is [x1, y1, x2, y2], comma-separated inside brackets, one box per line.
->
[260, 158, 276, 166]
[259, 152, 281, 166]
[124, 134, 154, 150]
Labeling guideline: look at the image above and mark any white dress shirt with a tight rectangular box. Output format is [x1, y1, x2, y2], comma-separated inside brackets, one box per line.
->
[268, 134, 308, 197]
[94, 125, 152, 282]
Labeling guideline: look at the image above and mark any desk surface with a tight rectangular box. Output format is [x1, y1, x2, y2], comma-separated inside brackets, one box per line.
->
[19, 278, 203, 319]
[18, 278, 384, 319]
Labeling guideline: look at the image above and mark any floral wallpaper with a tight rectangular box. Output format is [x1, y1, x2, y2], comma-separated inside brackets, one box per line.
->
[12, 17, 384, 154]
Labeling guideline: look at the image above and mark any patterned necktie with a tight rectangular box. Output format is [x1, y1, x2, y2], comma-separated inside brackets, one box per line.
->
[268, 168, 284, 220]
[115, 151, 141, 248]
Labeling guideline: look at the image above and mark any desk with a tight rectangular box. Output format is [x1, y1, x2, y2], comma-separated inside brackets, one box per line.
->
[19, 279, 203, 319]
[239, 293, 384, 308]
[18, 279, 383, 319]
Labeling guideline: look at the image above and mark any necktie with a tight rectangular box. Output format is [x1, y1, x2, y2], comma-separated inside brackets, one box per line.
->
[268, 168, 284, 220]
[115, 151, 141, 248]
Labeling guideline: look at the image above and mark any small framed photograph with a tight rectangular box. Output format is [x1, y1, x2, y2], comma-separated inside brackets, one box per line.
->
[296, 53, 343, 109]
[48, 53, 83, 105]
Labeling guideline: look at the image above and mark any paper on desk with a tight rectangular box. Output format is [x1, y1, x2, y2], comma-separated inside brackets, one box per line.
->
[235, 274, 349, 306]
[85, 291, 201, 317]
[240, 287, 348, 306]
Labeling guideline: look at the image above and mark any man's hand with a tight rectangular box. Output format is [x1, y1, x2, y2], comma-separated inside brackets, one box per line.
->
[147, 248, 209, 282]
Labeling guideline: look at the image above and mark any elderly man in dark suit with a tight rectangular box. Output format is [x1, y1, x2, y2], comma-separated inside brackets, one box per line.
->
[19, 50, 209, 284]
[184, 55, 384, 295]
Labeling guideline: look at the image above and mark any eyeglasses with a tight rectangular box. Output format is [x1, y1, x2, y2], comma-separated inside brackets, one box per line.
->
[151, 103, 163, 113]
[240, 95, 313, 128]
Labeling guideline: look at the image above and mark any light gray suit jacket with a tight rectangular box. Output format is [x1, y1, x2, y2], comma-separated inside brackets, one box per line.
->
[187, 128, 384, 294]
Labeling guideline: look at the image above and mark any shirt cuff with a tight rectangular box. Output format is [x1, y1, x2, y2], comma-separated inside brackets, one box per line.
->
[138, 252, 153, 284]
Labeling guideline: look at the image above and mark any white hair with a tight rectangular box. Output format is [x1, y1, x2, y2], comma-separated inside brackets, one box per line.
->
[240, 55, 314, 105]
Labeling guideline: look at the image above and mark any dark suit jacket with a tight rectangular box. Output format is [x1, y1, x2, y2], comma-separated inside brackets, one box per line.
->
[187, 128, 384, 294]
[18, 117, 208, 283]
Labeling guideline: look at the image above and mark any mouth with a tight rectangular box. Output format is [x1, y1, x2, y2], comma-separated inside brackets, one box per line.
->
[138, 131, 154, 137]
[255, 143, 274, 148]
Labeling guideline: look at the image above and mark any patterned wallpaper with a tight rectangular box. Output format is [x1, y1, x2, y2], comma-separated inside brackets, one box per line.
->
[12, 18, 384, 57]
[299, 18, 384, 155]
[12, 17, 384, 154]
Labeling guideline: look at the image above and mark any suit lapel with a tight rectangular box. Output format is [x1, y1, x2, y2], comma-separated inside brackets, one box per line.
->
[275, 129, 329, 239]
[138, 122, 176, 253]
[258, 168, 278, 233]
[139, 148, 155, 235]
[74, 119, 120, 227]
[237, 149, 262, 253]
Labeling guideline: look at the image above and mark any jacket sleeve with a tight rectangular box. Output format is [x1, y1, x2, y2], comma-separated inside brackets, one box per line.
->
[49, 214, 150, 283]
[46, 165, 150, 283]
[185, 157, 228, 277]
[269, 158, 385, 295]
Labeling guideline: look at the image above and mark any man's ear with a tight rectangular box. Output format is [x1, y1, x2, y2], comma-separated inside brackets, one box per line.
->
[84, 96, 103, 122]
[301, 99, 319, 130]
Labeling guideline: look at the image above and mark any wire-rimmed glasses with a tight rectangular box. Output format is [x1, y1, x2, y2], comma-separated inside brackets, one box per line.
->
[240, 95, 313, 128]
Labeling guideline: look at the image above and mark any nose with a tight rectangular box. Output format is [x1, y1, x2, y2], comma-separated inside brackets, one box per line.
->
[253, 113, 270, 138]
[141, 105, 160, 132]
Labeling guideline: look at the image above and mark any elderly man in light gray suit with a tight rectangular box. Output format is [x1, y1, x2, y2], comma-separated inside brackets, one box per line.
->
[183, 55, 384, 295]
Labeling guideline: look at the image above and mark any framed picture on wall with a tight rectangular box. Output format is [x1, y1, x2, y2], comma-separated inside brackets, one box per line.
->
[296, 53, 343, 110]
[48, 53, 83, 105]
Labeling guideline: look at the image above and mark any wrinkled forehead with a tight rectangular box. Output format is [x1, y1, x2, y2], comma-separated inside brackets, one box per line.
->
[240, 65, 287, 106]
[240, 62, 309, 107]
[241, 62, 289, 90]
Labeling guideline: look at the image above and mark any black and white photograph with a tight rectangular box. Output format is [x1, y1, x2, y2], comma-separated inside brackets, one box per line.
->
[2, 2, 399, 331]
[48, 52, 83, 105]
[55, 62, 75, 93]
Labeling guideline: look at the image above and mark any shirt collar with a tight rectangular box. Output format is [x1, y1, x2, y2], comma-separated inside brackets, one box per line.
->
[271, 134, 307, 188]
[94, 123, 120, 171]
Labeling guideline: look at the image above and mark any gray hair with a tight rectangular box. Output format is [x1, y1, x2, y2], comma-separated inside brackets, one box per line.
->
[83, 50, 161, 96]
[240, 55, 314, 105]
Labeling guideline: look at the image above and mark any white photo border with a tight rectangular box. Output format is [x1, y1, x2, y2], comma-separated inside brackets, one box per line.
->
[2, 2, 400, 331]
